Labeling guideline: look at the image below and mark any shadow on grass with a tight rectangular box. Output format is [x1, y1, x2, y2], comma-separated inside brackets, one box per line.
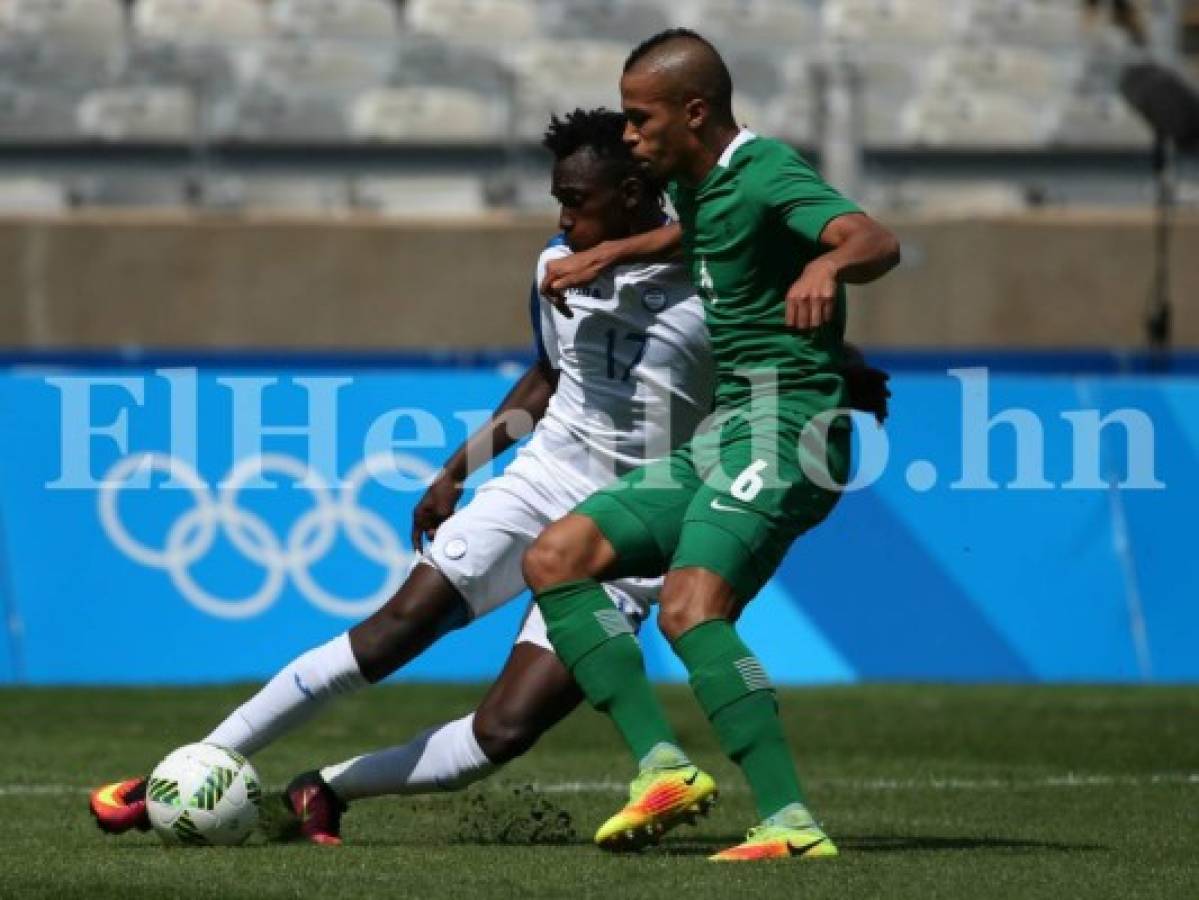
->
[102, 833, 1107, 857]
[839, 834, 1107, 854]
[656, 834, 1107, 857]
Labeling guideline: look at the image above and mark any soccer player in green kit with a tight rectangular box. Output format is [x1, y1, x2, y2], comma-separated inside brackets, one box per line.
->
[522, 29, 901, 861]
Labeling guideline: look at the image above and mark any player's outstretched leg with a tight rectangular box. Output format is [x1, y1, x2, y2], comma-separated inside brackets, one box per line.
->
[524, 515, 717, 852]
[89, 564, 470, 834]
[656, 568, 836, 862]
[280, 628, 586, 844]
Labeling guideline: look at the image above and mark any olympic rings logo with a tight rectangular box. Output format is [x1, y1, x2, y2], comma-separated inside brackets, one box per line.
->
[98, 452, 436, 620]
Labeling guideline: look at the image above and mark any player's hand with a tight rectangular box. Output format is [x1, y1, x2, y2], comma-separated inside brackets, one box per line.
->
[410, 473, 463, 553]
[785, 258, 839, 330]
[843, 360, 891, 424]
[539, 244, 615, 318]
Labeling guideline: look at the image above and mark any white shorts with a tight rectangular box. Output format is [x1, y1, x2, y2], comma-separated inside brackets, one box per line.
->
[423, 443, 657, 651]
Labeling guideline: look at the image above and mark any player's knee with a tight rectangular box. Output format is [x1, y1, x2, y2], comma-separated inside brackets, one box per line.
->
[472, 706, 539, 764]
[657, 570, 737, 642]
[523, 527, 588, 592]
[656, 592, 696, 642]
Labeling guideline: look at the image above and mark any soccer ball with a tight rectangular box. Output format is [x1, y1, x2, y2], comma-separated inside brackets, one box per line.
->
[146, 743, 263, 846]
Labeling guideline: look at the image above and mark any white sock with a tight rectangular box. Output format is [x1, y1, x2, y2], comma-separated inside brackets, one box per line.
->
[319, 713, 496, 801]
[203, 633, 367, 756]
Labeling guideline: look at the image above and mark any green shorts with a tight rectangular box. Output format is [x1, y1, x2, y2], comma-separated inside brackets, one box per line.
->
[577, 397, 851, 602]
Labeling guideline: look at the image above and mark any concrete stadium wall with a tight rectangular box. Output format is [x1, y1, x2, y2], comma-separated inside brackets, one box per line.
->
[0, 211, 1196, 350]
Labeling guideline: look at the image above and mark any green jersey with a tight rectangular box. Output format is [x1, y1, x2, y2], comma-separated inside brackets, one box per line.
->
[668, 131, 861, 412]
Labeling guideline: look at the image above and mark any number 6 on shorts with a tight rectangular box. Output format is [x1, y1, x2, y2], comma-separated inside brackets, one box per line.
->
[730, 459, 768, 502]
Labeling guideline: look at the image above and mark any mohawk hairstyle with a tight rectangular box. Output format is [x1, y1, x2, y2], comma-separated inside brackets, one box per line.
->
[623, 27, 733, 116]
[541, 107, 650, 186]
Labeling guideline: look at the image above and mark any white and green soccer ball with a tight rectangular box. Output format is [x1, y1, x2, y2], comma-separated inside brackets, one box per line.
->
[146, 743, 263, 846]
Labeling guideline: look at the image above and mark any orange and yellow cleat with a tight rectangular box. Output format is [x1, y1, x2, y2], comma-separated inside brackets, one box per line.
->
[89, 777, 151, 834]
[709, 821, 838, 861]
[594, 764, 717, 852]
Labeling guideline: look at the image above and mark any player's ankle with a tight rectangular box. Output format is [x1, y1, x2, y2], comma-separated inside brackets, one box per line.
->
[638, 742, 690, 771]
[764, 802, 815, 829]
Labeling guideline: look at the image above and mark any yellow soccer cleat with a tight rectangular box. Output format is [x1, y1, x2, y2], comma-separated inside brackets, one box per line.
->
[594, 764, 718, 852]
[709, 820, 838, 862]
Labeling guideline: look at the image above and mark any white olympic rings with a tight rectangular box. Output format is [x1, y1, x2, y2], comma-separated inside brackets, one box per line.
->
[98, 452, 435, 620]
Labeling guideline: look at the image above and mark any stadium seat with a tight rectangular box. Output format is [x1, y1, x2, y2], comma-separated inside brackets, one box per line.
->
[0, 83, 80, 140]
[965, 0, 1084, 46]
[824, 0, 959, 44]
[0, 0, 124, 87]
[0, 177, 67, 212]
[134, 0, 268, 42]
[537, 0, 669, 43]
[842, 49, 928, 147]
[724, 52, 815, 144]
[1051, 93, 1152, 147]
[403, 0, 538, 44]
[509, 39, 625, 139]
[119, 39, 239, 91]
[230, 88, 350, 141]
[77, 86, 196, 142]
[905, 89, 1051, 147]
[0, 0, 124, 42]
[350, 86, 505, 142]
[268, 0, 399, 41]
[352, 174, 488, 216]
[393, 36, 510, 92]
[675, 0, 821, 48]
[928, 44, 1081, 101]
[240, 40, 393, 95]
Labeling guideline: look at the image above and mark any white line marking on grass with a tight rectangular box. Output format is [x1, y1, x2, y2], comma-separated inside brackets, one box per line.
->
[527, 773, 1199, 794]
[0, 784, 83, 796]
[3, 773, 1198, 799]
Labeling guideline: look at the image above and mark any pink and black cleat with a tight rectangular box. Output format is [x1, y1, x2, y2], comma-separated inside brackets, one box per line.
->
[284, 771, 347, 846]
[89, 777, 151, 834]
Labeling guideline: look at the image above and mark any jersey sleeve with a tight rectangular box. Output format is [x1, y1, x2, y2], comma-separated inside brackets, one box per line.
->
[531, 245, 565, 370]
[751, 143, 862, 245]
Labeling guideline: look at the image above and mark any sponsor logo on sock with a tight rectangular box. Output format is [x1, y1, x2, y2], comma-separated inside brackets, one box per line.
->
[733, 657, 772, 692]
[683, 769, 699, 786]
[594, 608, 633, 638]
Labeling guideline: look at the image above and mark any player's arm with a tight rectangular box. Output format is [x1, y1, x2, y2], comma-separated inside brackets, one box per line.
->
[785, 212, 900, 329]
[411, 361, 559, 551]
[540, 222, 682, 301]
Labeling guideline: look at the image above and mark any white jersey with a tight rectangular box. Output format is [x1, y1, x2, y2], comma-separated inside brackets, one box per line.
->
[527, 235, 714, 497]
[423, 233, 712, 631]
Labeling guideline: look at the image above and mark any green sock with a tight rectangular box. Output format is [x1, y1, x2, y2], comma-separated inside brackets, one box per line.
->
[673, 619, 806, 820]
[536, 580, 679, 763]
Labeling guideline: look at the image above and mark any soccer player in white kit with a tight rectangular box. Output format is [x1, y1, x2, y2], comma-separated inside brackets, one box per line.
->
[89, 108, 715, 843]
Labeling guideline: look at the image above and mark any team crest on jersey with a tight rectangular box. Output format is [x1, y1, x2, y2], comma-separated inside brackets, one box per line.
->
[641, 287, 668, 313]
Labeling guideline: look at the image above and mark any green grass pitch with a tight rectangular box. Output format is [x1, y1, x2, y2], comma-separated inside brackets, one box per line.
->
[1, 684, 1196, 899]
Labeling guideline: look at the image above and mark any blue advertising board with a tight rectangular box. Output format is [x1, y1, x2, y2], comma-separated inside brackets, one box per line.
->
[0, 354, 1195, 684]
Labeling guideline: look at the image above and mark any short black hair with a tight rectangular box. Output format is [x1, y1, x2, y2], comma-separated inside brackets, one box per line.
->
[623, 28, 733, 116]
[542, 107, 650, 188]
